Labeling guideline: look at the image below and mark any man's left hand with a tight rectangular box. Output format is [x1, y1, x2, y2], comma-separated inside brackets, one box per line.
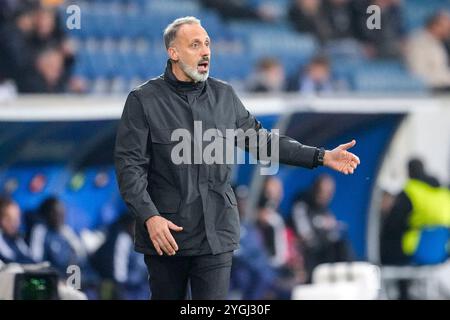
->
[323, 140, 360, 175]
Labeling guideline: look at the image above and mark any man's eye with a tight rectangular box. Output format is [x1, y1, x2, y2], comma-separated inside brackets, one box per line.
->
[192, 43, 199, 48]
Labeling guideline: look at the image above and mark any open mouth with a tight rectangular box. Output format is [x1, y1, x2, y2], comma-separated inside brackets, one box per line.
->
[197, 61, 209, 73]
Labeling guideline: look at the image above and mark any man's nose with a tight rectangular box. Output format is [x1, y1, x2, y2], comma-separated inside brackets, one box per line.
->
[200, 46, 210, 57]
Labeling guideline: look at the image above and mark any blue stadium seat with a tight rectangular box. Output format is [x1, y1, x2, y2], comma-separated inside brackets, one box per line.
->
[145, 0, 201, 17]
[226, 21, 292, 42]
[211, 52, 253, 81]
[122, 11, 145, 39]
[248, 31, 318, 63]
[141, 14, 174, 41]
[71, 51, 91, 79]
[61, 166, 122, 232]
[76, 12, 97, 39]
[325, 39, 366, 61]
[85, 51, 111, 78]
[115, 51, 136, 80]
[197, 11, 229, 40]
[0, 165, 67, 214]
[352, 62, 427, 93]
[330, 57, 366, 90]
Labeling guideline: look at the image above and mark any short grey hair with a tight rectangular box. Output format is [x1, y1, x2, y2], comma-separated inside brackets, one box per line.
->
[163, 16, 201, 49]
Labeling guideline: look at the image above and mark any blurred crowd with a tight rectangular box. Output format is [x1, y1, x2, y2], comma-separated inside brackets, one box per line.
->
[1, 159, 449, 300]
[245, 0, 450, 94]
[230, 174, 354, 299]
[0, 0, 86, 94]
[0, 195, 149, 300]
[1, 0, 450, 96]
[0, 173, 355, 300]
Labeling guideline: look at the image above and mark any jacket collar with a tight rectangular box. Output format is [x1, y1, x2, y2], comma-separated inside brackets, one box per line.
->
[163, 59, 206, 95]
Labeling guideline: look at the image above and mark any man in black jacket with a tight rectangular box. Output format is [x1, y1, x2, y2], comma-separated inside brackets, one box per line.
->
[114, 16, 360, 300]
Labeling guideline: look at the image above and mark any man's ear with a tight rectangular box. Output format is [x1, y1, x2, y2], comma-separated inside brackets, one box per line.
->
[168, 47, 179, 62]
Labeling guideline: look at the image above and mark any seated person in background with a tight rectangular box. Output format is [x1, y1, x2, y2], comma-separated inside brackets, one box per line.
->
[323, 0, 355, 40]
[286, 55, 334, 95]
[17, 45, 68, 93]
[405, 11, 450, 93]
[30, 4, 85, 94]
[256, 197, 289, 270]
[246, 57, 285, 93]
[288, 0, 332, 43]
[256, 177, 289, 269]
[255, 177, 307, 293]
[0, 195, 34, 264]
[28, 196, 90, 277]
[31, 5, 73, 55]
[353, 0, 405, 58]
[289, 174, 353, 282]
[200, 0, 278, 22]
[0, 3, 37, 87]
[230, 185, 283, 300]
[90, 212, 149, 300]
[380, 158, 450, 265]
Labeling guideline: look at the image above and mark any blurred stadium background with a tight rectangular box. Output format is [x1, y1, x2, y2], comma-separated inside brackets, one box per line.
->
[0, 0, 449, 300]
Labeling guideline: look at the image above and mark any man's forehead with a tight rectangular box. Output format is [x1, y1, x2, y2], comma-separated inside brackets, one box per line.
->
[177, 23, 209, 42]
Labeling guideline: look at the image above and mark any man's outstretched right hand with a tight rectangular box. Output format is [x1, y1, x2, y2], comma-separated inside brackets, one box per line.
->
[145, 215, 183, 256]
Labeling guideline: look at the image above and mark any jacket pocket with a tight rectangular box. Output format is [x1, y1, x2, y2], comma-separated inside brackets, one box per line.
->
[151, 127, 188, 170]
[225, 188, 237, 207]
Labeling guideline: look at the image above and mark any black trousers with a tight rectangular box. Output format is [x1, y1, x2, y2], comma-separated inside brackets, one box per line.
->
[144, 252, 233, 300]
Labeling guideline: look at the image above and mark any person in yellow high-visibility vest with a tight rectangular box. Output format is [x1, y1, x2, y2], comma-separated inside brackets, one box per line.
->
[381, 159, 450, 266]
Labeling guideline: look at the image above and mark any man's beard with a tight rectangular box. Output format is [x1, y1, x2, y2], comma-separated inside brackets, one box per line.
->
[178, 59, 209, 83]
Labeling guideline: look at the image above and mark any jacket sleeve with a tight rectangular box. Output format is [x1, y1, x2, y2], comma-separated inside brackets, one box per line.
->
[114, 92, 160, 224]
[231, 88, 318, 169]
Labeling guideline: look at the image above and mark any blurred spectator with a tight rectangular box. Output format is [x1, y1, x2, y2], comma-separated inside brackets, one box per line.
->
[262, 175, 285, 209]
[405, 11, 450, 92]
[0, 195, 34, 264]
[379, 189, 396, 219]
[256, 197, 289, 268]
[323, 0, 355, 40]
[32, 5, 66, 49]
[247, 57, 285, 93]
[200, 0, 278, 22]
[354, 0, 405, 58]
[0, 1, 85, 94]
[380, 158, 450, 266]
[0, 0, 28, 27]
[286, 55, 335, 94]
[0, 2, 37, 86]
[256, 177, 308, 294]
[31, 5, 77, 83]
[90, 212, 149, 300]
[28, 196, 90, 277]
[289, 174, 353, 282]
[18, 45, 68, 93]
[256, 177, 291, 268]
[230, 185, 282, 299]
[288, 0, 332, 43]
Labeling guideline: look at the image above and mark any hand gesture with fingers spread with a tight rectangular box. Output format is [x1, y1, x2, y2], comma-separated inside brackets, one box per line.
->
[145, 215, 183, 256]
[323, 140, 360, 175]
